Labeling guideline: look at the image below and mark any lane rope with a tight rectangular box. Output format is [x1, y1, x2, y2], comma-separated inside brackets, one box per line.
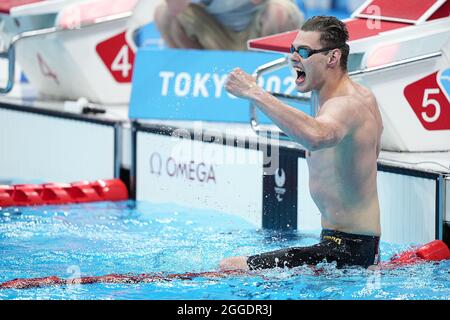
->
[1, 240, 449, 290]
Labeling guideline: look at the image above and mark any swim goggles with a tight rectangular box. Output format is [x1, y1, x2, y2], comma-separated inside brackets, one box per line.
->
[290, 44, 346, 59]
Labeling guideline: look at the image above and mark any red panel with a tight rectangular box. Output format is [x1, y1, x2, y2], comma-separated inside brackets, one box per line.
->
[248, 30, 298, 53]
[248, 19, 409, 53]
[346, 18, 409, 41]
[359, 0, 440, 21]
[427, 0, 450, 20]
[0, 0, 41, 14]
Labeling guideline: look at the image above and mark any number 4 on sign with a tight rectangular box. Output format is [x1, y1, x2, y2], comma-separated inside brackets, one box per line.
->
[96, 32, 135, 83]
[111, 45, 132, 78]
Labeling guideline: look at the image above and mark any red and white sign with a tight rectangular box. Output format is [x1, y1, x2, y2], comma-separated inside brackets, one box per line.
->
[404, 71, 450, 131]
[96, 31, 135, 83]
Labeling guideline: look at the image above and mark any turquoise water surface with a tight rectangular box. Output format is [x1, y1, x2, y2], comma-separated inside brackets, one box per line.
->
[0, 201, 449, 300]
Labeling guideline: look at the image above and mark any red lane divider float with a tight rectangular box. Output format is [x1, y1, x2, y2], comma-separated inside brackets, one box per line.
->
[0, 179, 128, 207]
[378, 239, 450, 269]
[1, 240, 449, 290]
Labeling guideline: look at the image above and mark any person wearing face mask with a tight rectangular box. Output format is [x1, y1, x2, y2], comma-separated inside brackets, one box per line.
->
[221, 16, 384, 270]
[154, 0, 304, 51]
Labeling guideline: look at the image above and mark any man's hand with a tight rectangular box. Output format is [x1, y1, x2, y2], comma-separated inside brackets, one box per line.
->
[220, 256, 250, 271]
[225, 67, 262, 99]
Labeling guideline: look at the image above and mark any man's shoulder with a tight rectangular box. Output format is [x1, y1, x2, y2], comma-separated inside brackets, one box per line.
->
[327, 89, 377, 112]
[321, 95, 360, 112]
[351, 82, 378, 106]
[320, 80, 377, 115]
[319, 92, 377, 131]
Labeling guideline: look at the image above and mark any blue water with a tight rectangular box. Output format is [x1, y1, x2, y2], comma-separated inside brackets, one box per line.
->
[0, 201, 449, 300]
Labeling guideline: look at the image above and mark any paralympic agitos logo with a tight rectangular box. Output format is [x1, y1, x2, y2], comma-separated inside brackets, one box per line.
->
[149, 152, 216, 184]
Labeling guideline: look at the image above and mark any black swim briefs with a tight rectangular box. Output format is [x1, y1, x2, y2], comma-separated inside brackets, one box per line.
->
[247, 229, 380, 270]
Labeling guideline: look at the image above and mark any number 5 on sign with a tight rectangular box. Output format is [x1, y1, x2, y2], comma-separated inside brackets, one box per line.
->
[404, 71, 450, 131]
[421, 88, 441, 123]
[96, 32, 135, 83]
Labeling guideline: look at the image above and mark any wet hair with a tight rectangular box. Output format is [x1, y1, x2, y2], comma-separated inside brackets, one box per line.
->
[301, 16, 350, 71]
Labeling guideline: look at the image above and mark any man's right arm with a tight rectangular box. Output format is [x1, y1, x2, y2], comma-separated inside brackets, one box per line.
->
[225, 67, 360, 151]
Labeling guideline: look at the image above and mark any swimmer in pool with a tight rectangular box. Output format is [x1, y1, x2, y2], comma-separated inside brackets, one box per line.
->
[221, 16, 383, 270]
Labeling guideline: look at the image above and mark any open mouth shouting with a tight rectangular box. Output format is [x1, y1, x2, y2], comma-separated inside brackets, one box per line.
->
[293, 65, 306, 85]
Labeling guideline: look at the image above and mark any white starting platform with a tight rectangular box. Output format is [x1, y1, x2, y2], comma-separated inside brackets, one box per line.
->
[0, 0, 449, 247]
[0, 0, 141, 103]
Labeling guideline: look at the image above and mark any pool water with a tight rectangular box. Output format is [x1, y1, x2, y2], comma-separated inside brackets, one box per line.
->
[0, 201, 449, 300]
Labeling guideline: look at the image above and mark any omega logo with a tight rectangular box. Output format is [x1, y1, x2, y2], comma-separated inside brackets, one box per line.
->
[149, 152, 216, 184]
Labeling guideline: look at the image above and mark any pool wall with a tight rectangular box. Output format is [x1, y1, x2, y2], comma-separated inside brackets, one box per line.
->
[134, 125, 264, 227]
[0, 102, 122, 183]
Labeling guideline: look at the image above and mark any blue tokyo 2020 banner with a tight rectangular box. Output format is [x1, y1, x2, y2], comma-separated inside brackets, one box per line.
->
[129, 48, 310, 123]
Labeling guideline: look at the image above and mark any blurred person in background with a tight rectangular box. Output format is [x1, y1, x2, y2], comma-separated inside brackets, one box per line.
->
[154, 0, 304, 50]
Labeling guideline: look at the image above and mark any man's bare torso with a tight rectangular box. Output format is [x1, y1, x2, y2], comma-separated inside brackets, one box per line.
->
[306, 81, 383, 236]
